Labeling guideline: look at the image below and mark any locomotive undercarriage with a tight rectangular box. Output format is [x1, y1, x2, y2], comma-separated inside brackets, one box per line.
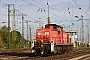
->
[54, 44, 73, 55]
[32, 42, 73, 56]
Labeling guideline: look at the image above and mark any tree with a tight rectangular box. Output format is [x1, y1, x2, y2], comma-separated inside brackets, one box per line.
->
[0, 26, 27, 49]
[0, 26, 8, 47]
[0, 26, 8, 43]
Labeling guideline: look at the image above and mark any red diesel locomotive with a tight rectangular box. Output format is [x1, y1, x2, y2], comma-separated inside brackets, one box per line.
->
[31, 24, 73, 55]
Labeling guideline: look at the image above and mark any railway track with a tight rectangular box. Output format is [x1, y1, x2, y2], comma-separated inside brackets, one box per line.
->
[0, 47, 89, 60]
[69, 54, 90, 60]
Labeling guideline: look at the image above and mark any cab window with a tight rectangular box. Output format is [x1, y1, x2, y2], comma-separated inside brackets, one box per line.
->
[45, 25, 50, 28]
[53, 26, 58, 30]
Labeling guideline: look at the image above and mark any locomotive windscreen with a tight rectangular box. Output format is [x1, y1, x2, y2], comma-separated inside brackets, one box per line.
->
[53, 25, 58, 30]
[45, 25, 50, 28]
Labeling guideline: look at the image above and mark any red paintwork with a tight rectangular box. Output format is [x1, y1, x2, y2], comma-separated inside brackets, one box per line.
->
[36, 24, 70, 44]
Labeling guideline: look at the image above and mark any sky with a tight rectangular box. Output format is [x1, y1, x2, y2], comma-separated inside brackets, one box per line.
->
[0, 0, 90, 42]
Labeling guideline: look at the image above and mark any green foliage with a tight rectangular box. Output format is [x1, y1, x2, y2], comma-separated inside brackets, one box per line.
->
[0, 26, 8, 48]
[0, 26, 30, 49]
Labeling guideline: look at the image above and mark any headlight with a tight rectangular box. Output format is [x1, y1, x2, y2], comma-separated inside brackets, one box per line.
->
[45, 32, 49, 35]
[38, 32, 42, 35]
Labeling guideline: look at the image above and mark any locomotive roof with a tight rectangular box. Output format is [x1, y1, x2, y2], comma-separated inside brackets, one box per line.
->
[46, 24, 63, 28]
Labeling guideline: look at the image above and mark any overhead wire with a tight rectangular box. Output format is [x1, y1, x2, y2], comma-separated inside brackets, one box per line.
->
[0, 0, 80, 25]
[21, 0, 65, 23]
[31, 0, 78, 23]
[21, 0, 46, 22]
[13, 5, 44, 24]
[51, 0, 73, 7]
[31, 0, 66, 15]
[0, 14, 7, 16]
[22, 0, 74, 23]
[0, 1, 7, 9]
[33, 0, 75, 16]
[0, 0, 72, 24]
[86, 0, 90, 13]
[72, 0, 90, 17]
[22, 0, 39, 8]
[0, 1, 8, 17]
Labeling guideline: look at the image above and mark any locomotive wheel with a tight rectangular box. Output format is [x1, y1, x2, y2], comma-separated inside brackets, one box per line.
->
[35, 48, 41, 56]
[70, 45, 74, 51]
[40, 45, 50, 57]
[45, 45, 50, 54]
[62, 46, 69, 53]
[67, 46, 70, 53]
[56, 46, 62, 55]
